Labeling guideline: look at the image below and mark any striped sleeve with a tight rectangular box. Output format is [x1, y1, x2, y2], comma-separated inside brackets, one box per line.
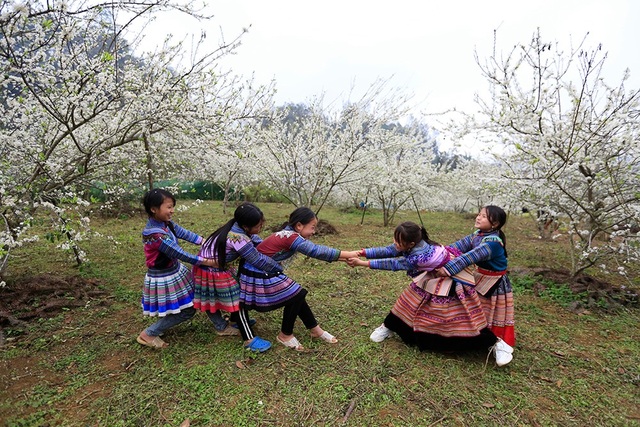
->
[234, 239, 283, 273]
[158, 234, 204, 265]
[290, 237, 340, 262]
[447, 234, 473, 254]
[369, 257, 410, 271]
[363, 244, 399, 259]
[170, 221, 204, 245]
[443, 242, 493, 275]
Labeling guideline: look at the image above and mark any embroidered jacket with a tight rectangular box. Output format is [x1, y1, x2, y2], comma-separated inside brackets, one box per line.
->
[142, 218, 204, 269]
[442, 230, 507, 275]
[363, 240, 449, 278]
[256, 226, 340, 267]
[198, 223, 282, 273]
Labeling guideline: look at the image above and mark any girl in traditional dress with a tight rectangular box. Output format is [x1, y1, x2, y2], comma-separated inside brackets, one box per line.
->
[240, 207, 360, 351]
[433, 205, 515, 366]
[350, 206, 515, 366]
[347, 221, 482, 342]
[137, 189, 217, 349]
[193, 203, 283, 353]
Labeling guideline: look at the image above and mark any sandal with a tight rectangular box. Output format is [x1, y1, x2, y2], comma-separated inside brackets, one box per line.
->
[244, 336, 271, 353]
[276, 335, 305, 351]
[137, 334, 168, 349]
[312, 330, 338, 344]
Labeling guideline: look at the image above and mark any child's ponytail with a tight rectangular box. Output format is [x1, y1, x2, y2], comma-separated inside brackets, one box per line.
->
[203, 218, 235, 270]
[421, 227, 440, 247]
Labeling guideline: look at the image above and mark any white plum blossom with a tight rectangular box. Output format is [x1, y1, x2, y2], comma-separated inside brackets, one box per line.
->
[457, 29, 640, 277]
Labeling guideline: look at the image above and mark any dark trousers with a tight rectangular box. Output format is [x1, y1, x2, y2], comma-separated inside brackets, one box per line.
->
[230, 304, 255, 341]
[281, 293, 318, 335]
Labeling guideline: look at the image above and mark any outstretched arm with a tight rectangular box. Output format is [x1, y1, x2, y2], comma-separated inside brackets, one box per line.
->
[290, 237, 341, 262]
[361, 244, 400, 259]
[169, 221, 204, 245]
[346, 256, 409, 271]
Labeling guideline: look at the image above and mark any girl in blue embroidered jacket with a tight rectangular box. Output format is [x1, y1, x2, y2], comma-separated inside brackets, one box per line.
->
[435, 205, 515, 366]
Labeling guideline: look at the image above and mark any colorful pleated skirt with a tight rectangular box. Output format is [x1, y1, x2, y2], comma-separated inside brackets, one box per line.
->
[239, 264, 303, 312]
[192, 265, 241, 313]
[385, 274, 515, 351]
[141, 262, 194, 317]
[479, 275, 516, 347]
[392, 280, 488, 338]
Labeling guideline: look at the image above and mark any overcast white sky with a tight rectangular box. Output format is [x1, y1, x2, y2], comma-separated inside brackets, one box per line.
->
[136, 0, 640, 117]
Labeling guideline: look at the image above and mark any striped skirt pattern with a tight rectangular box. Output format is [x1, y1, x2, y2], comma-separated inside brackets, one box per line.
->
[192, 266, 241, 313]
[391, 281, 488, 338]
[239, 265, 302, 312]
[480, 276, 516, 346]
[142, 262, 194, 317]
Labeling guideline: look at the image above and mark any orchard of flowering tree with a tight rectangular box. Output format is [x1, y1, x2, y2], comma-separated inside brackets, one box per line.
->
[1, 1, 638, 282]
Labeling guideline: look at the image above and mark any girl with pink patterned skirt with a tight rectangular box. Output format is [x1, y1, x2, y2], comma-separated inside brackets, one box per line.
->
[192, 203, 283, 353]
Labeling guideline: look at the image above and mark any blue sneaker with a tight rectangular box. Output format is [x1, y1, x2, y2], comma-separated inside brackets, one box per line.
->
[244, 336, 271, 353]
[231, 318, 257, 329]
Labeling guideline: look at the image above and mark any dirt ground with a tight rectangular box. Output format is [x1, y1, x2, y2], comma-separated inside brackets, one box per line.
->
[510, 267, 639, 311]
[0, 275, 110, 345]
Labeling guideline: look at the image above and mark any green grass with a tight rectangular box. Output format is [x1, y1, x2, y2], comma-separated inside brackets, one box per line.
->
[1, 201, 639, 426]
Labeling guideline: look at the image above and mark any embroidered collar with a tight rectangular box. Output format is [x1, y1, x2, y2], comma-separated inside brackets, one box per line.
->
[473, 229, 503, 245]
[275, 225, 297, 239]
[148, 218, 169, 228]
[231, 223, 247, 235]
[402, 240, 427, 256]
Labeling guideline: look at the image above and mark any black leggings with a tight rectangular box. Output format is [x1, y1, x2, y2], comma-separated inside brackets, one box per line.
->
[281, 293, 318, 335]
[230, 304, 255, 341]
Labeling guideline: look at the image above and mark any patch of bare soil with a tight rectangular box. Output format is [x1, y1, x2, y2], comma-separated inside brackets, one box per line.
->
[0, 275, 109, 343]
[315, 219, 338, 236]
[0, 279, 135, 425]
[268, 219, 338, 237]
[511, 267, 639, 311]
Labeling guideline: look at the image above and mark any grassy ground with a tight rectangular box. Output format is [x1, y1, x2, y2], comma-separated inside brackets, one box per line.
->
[0, 201, 639, 426]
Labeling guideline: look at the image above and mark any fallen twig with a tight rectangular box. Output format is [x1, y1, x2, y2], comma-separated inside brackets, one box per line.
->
[341, 398, 356, 423]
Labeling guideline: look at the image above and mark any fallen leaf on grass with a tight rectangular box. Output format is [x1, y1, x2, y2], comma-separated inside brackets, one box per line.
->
[235, 359, 255, 369]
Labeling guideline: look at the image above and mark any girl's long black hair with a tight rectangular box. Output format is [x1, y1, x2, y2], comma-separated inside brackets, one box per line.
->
[394, 221, 439, 247]
[203, 202, 265, 269]
[484, 205, 508, 257]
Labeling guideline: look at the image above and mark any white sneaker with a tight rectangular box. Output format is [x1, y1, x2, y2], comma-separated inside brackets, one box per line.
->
[493, 338, 514, 367]
[370, 324, 393, 342]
